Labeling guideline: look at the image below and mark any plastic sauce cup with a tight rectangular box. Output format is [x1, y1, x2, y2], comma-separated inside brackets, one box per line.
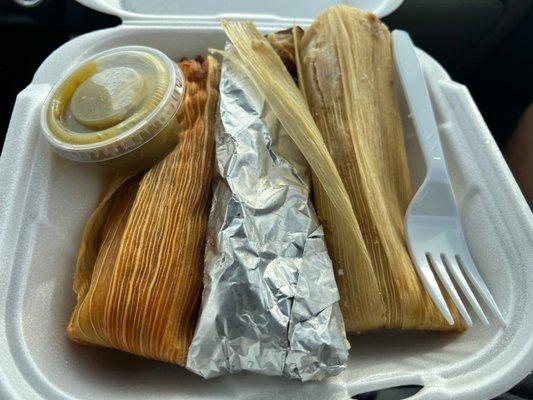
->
[41, 46, 185, 174]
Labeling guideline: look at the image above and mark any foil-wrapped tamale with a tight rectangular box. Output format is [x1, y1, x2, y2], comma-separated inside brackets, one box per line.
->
[186, 43, 349, 381]
[67, 57, 221, 365]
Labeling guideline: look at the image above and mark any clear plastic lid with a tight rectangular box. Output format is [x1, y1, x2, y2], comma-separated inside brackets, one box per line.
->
[41, 46, 184, 162]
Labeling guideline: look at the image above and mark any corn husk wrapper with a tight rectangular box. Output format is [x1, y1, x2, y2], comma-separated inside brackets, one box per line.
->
[67, 57, 221, 364]
[298, 6, 465, 331]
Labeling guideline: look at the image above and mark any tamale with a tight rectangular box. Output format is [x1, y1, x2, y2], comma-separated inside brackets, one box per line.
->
[67, 56, 221, 364]
[298, 6, 465, 331]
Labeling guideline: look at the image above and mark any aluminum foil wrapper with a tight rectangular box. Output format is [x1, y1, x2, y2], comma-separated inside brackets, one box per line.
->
[186, 48, 349, 381]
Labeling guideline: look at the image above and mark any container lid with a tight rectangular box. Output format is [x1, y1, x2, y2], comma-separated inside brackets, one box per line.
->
[76, 0, 403, 23]
[41, 45, 184, 162]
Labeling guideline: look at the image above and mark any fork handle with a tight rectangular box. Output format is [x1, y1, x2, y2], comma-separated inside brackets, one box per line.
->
[392, 30, 447, 173]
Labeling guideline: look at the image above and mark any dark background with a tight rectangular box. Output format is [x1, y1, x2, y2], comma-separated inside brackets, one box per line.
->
[0, 0, 531, 399]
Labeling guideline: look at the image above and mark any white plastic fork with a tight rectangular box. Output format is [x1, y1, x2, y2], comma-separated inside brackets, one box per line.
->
[392, 30, 505, 327]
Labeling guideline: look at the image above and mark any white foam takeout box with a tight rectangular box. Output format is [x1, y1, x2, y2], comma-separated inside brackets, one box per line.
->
[0, 0, 532, 399]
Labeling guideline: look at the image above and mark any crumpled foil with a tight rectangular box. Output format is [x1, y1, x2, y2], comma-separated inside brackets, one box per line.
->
[186, 47, 349, 381]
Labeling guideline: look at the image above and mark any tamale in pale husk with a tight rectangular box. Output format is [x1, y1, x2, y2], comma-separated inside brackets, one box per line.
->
[67, 57, 221, 364]
[297, 6, 464, 331]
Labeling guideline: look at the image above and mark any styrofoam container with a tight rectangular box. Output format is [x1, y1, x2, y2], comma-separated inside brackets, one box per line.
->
[0, 1, 531, 399]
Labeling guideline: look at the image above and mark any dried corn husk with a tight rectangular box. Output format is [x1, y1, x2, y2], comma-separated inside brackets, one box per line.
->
[298, 6, 464, 331]
[67, 56, 221, 364]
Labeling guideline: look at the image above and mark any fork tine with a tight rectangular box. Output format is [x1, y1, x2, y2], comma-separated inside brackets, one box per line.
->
[443, 254, 490, 325]
[412, 251, 455, 325]
[456, 252, 506, 327]
[427, 253, 472, 327]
